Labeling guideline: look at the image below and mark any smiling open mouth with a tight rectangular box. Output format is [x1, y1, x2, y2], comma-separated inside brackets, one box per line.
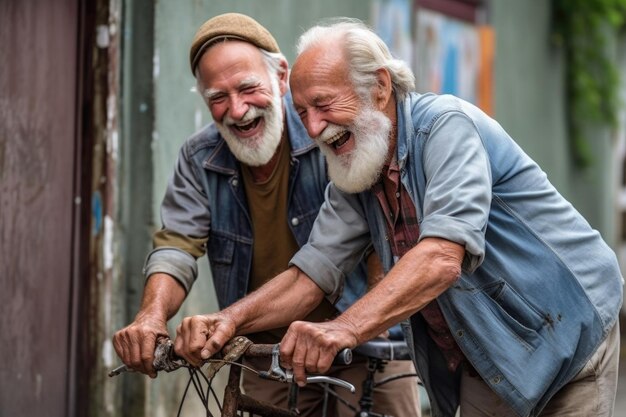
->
[325, 130, 351, 149]
[233, 117, 261, 133]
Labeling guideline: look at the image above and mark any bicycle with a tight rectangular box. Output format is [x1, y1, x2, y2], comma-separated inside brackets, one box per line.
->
[109, 336, 420, 417]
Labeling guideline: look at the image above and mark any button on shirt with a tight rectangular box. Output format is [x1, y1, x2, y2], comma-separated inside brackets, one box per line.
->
[372, 156, 465, 372]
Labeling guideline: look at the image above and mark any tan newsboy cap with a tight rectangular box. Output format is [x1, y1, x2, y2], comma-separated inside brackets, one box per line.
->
[189, 13, 280, 74]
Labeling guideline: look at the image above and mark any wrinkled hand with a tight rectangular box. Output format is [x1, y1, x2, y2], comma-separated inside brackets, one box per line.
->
[174, 313, 236, 367]
[112, 314, 169, 378]
[279, 319, 359, 386]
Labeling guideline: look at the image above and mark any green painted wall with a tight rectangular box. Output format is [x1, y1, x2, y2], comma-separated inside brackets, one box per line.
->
[491, 0, 569, 189]
[490, 0, 617, 244]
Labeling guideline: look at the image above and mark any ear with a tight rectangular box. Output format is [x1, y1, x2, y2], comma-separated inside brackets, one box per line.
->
[277, 58, 289, 96]
[373, 68, 393, 110]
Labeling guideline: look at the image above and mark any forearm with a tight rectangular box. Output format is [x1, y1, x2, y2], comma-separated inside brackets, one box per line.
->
[136, 273, 187, 322]
[338, 237, 464, 344]
[223, 266, 325, 335]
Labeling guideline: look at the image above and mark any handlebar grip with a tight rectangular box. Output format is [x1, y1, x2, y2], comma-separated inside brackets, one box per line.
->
[333, 348, 352, 366]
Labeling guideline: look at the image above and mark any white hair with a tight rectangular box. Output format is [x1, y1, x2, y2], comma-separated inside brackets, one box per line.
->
[296, 19, 415, 101]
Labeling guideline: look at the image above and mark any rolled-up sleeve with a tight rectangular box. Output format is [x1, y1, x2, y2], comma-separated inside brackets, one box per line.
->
[419, 110, 491, 273]
[290, 184, 371, 303]
[143, 247, 198, 293]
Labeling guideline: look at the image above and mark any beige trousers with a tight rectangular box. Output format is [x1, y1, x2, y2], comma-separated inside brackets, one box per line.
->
[242, 356, 422, 417]
[459, 322, 621, 417]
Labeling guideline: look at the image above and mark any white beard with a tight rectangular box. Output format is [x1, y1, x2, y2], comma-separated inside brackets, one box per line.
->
[215, 76, 284, 167]
[316, 107, 391, 194]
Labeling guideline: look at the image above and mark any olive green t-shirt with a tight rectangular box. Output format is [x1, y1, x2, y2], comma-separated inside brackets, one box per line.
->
[241, 136, 338, 344]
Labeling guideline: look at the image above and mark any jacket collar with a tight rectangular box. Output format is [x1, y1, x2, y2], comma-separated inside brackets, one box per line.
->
[396, 92, 415, 172]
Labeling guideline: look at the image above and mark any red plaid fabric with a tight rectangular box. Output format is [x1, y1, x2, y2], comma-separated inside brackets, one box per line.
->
[372, 157, 465, 372]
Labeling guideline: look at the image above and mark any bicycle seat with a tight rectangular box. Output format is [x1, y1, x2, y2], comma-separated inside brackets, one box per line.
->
[353, 337, 412, 361]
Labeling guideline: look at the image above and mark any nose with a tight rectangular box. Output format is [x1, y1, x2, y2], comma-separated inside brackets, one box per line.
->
[304, 110, 328, 139]
[227, 95, 249, 121]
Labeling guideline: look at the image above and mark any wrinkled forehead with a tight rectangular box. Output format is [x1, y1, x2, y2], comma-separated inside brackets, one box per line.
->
[290, 46, 352, 101]
[197, 41, 270, 84]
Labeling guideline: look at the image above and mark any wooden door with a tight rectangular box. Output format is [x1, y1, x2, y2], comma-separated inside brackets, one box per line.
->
[0, 0, 81, 415]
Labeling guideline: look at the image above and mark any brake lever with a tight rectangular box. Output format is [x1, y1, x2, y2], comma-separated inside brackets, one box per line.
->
[259, 344, 356, 393]
[305, 375, 356, 392]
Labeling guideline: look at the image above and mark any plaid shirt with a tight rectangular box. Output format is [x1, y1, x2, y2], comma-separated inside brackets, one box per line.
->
[372, 156, 465, 372]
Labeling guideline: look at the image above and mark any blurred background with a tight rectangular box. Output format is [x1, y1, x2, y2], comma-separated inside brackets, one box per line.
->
[1, 0, 626, 416]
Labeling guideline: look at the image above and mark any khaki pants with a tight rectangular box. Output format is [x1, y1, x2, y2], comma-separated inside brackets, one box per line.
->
[459, 322, 620, 417]
[242, 355, 421, 417]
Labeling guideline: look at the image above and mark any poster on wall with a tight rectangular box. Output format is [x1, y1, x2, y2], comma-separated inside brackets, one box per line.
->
[414, 6, 494, 114]
[370, 0, 414, 68]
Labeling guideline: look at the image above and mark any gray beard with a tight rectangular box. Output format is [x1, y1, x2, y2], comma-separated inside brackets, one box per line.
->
[318, 107, 391, 194]
[215, 79, 283, 167]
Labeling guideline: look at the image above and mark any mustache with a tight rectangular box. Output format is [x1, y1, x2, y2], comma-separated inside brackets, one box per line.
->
[315, 123, 346, 143]
[222, 106, 265, 126]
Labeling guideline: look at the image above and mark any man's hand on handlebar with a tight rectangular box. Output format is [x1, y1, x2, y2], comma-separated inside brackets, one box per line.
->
[279, 318, 359, 387]
[112, 313, 169, 378]
[174, 312, 236, 367]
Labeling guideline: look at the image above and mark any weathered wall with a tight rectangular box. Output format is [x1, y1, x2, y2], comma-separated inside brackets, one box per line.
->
[491, 0, 568, 187]
[491, 0, 617, 243]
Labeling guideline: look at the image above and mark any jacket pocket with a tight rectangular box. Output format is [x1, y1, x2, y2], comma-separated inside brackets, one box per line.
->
[483, 280, 545, 331]
[476, 280, 544, 351]
[208, 232, 235, 264]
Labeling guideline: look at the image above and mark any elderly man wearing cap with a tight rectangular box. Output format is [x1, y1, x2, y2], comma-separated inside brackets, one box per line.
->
[171, 18, 623, 417]
[112, 13, 421, 417]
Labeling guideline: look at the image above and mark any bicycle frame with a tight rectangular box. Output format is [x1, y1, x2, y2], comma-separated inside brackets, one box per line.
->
[221, 342, 297, 417]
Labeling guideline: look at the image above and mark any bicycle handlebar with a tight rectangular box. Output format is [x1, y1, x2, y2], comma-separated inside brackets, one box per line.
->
[244, 343, 352, 366]
[109, 337, 353, 379]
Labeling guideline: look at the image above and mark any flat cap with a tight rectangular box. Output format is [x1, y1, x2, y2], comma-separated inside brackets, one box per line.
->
[189, 13, 280, 74]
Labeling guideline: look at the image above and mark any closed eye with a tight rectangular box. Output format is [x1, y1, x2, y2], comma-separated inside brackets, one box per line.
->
[293, 103, 305, 116]
[297, 109, 307, 120]
[205, 92, 226, 104]
[317, 105, 331, 112]
[240, 86, 258, 94]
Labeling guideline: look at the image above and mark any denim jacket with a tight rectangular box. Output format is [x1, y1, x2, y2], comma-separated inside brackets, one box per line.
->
[291, 92, 624, 417]
[144, 93, 367, 310]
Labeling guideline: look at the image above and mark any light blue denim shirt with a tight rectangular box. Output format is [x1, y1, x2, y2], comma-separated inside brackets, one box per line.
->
[291, 92, 624, 417]
[143, 93, 368, 311]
